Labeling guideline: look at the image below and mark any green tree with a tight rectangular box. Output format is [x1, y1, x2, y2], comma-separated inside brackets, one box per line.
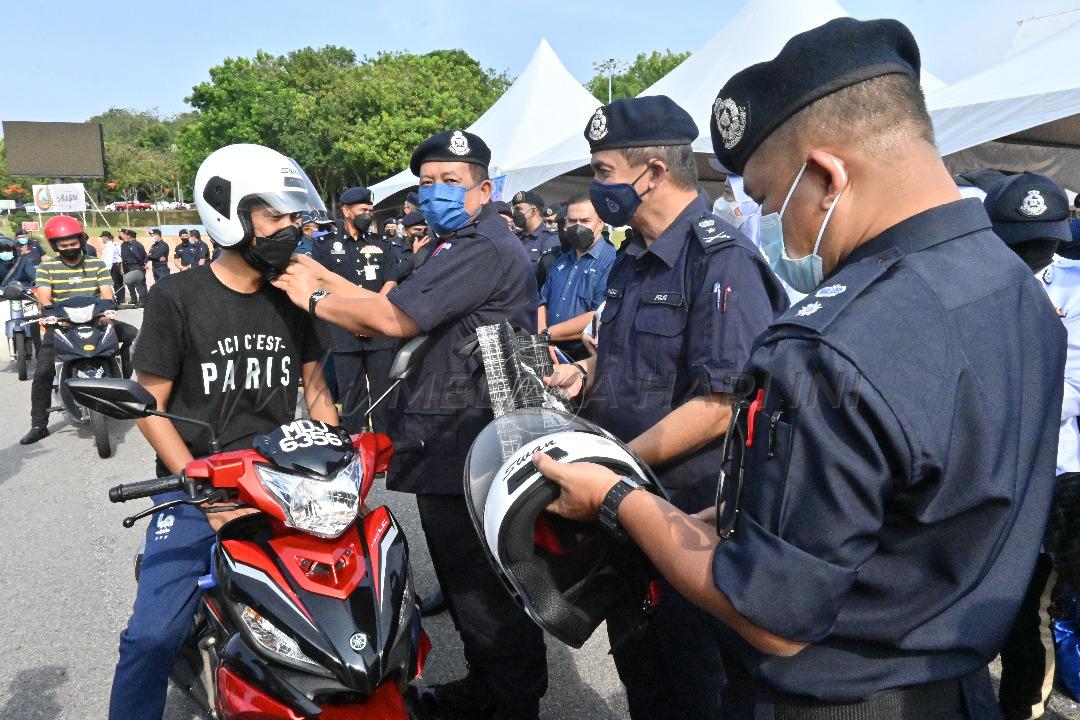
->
[176, 46, 509, 200]
[586, 50, 690, 102]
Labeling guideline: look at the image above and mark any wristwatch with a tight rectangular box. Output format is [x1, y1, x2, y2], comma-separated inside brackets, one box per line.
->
[598, 476, 641, 539]
[308, 290, 330, 317]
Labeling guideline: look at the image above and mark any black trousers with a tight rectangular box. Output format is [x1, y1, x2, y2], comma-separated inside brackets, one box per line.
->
[110, 264, 125, 304]
[30, 323, 136, 426]
[999, 553, 1057, 720]
[152, 264, 169, 282]
[609, 482, 728, 720]
[416, 494, 547, 716]
[333, 348, 394, 435]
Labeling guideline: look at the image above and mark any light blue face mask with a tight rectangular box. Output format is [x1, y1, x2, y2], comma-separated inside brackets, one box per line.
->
[758, 162, 846, 293]
[0, 252, 12, 261]
[419, 181, 482, 236]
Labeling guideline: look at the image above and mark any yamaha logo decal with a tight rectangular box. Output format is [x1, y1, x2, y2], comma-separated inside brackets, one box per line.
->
[349, 632, 368, 652]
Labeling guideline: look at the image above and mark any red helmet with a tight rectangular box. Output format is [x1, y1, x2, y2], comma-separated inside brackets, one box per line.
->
[44, 215, 87, 250]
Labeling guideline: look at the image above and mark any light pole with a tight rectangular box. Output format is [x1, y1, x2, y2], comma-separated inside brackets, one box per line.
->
[593, 58, 628, 103]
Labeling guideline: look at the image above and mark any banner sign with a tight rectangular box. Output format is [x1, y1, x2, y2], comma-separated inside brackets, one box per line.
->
[21, 221, 40, 231]
[32, 182, 87, 213]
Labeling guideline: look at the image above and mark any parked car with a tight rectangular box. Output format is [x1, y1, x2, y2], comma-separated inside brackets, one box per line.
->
[109, 201, 153, 211]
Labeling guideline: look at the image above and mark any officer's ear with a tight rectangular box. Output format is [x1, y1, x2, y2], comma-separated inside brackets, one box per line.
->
[477, 179, 493, 204]
[805, 149, 848, 210]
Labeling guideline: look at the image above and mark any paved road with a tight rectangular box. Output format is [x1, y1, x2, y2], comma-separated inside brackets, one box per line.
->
[0, 307, 1076, 719]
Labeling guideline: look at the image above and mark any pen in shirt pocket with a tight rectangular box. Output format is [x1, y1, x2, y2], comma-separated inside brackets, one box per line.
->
[714, 283, 732, 312]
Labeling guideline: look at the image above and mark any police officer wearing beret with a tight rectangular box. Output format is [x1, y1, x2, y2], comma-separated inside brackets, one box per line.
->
[271, 129, 545, 719]
[120, 228, 149, 306]
[982, 172, 1073, 720]
[308, 186, 399, 435]
[545, 94, 788, 720]
[512, 189, 560, 266]
[395, 210, 431, 279]
[536, 18, 1066, 720]
[147, 228, 171, 282]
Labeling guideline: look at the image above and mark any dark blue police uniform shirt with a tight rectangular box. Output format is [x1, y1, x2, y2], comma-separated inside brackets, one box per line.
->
[174, 241, 198, 267]
[120, 241, 147, 271]
[710, 199, 1066, 702]
[311, 223, 400, 353]
[148, 240, 170, 267]
[539, 240, 617, 324]
[24, 240, 44, 265]
[589, 195, 788, 504]
[387, 203, 536, 495]
[521, 225, 560, 265]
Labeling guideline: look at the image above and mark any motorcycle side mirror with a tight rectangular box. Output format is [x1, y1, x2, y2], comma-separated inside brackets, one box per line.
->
[3, 283, 25, 301]
[388, 334, 432, 382]
[66, 378, 157, 420]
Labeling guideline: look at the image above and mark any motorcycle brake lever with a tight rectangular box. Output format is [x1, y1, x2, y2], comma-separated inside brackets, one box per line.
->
[121, 489, 229, 528]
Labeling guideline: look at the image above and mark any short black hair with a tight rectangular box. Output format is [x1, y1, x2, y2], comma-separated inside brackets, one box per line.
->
[469, 164, 490, 184]
[766, 73, 934, 160]
[565, 193, 592, 207]
[619, 144, 698, 189]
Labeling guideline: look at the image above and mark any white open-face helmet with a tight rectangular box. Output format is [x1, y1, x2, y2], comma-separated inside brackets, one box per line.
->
[193, 143, 326, 248]
[465, 408, 664, 648]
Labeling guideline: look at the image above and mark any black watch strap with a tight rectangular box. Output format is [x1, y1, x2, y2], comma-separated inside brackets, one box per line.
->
[309, 290, 329, 317]
[599, 477, 639, 539]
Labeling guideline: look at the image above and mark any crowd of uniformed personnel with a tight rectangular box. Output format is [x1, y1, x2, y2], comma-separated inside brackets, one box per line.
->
[5, 13, 1080, 720]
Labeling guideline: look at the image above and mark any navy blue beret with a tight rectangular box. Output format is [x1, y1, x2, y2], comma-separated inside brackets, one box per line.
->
[410, 130, 491, 176]
[711, 18, 921, 174]
[511, 190, 545, 208]
[402, 211, 427, 227]
[584, 95, 697, 153]
[382, 217, 397, 227]
[984, 172, 1071, 246]
[406, 191, 419, 206]
[340, 186, 373, 205]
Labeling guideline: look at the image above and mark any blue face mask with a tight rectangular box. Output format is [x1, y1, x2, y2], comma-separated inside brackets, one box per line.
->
[758, 162, 846, 294]
[18, 238, 28, 246]
[589, 165, 652, 227]
[419, 182, 482, 236]
[0, 252, 12, 261]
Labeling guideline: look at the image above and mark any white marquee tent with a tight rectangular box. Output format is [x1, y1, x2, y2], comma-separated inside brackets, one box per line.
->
[502, 0, 944, 195]
[369, 38, 600, 202]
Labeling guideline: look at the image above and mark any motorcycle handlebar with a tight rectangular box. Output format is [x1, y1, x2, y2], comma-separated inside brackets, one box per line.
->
[392, 439, 425, 455]
[109, 476, 184, 503]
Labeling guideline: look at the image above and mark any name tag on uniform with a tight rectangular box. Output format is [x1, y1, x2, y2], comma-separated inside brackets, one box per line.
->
[331, 241, 344, 255]
[644, 292, 682, 306]
[606, 288, 624, 299]
[364, 264, 378, 282]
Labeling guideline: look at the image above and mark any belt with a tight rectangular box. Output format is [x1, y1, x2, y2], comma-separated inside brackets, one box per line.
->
[773, 676, 966, 720]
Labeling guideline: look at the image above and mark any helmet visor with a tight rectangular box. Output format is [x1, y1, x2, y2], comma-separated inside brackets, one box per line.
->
[465, 409, 604, 535]
[242, 157, 327, 217]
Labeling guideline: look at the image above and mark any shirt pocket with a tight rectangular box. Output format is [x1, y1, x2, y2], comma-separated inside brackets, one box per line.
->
[743, 405, 795, 533]
[631, 296, 687, 381]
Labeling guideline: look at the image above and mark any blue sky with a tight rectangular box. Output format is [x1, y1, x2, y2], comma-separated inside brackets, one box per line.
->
[1, 0, 1076, 128]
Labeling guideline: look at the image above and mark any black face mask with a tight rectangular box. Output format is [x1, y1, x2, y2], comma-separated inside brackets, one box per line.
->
[1014, 239, 1059, 272]
[560, 224, 596, 252]
[239, 225, 301, 278]
[512, 209, 529, 230]
[58, 247, 83, 261]
[351, 213, 373, 234]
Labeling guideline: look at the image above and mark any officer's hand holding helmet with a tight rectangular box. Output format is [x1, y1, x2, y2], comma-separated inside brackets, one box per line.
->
[194, 143, 325, 277]
[465, 408, 666, 648]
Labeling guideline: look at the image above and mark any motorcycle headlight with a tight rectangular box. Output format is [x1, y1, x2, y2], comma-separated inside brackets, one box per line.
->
[256, 460, 363, 538]
[237, 604, 327, 674]
[65, 305, 94, 324]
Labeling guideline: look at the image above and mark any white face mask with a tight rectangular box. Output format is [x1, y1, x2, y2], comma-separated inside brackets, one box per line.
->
[757, 161, 846, 293]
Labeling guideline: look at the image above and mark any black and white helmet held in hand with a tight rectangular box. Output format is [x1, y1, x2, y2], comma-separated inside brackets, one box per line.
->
[194, 143, 326, 248]
[465, 408, 664, 648]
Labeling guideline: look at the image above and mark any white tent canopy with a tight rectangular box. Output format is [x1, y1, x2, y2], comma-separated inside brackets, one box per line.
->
[504, 0, 943, 196]
[928, 19, 1080, 156]
[370, 38, 600, 202]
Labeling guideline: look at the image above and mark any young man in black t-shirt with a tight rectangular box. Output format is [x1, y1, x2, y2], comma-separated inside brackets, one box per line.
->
[108, 144, 338, 720]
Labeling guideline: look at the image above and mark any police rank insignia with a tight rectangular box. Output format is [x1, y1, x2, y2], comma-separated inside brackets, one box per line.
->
[448, 130, 470, 156]
[816, 284, 846, 298]
[713, 97, 748, 149]
[796, 301, 823, 317]
[1018, 189, 1048, 217]
[513, 191, 525, 204]
[587, 107, 609, 142]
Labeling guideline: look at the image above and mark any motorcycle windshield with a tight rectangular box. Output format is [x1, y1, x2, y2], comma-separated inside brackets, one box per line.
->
[464, 409, 604, 536]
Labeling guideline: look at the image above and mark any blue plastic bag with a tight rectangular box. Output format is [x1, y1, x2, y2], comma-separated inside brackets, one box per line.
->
[1056, 585, 1080, 701]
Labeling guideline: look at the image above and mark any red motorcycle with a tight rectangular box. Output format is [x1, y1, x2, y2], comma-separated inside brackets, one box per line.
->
[69, 337, 433, 719]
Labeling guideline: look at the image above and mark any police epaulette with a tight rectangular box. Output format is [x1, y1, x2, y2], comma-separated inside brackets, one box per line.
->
[693, 213, 737, 253]
[775, 248, 903, 332]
